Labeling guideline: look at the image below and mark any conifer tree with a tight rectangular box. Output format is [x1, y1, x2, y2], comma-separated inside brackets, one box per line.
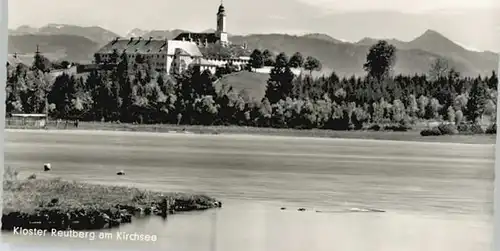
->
[265, 53, 294, 103]
[466, 79, 488, 122]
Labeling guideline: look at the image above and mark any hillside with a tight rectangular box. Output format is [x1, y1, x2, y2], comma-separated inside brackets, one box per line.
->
[9, 24, 119, 45]
[6, 24, 498, 77]
[353, 30, 499, 76]
[125, 28, 150, 38]
[406, 30, 499, 75]
[216, 71, 270, 100]
[356, 37, 405, 47]
[229, 31, 498, 77]
[9, 25, 38, 34]
[126, 29, 219, 40]
[126, 28, 237, 40]
[139, 29, 187, 40]
[8, 34, 100, 63]
[303, 33, 344, 44]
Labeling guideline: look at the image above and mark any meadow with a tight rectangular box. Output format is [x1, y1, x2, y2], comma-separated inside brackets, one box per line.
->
[12, 120, 493, 145]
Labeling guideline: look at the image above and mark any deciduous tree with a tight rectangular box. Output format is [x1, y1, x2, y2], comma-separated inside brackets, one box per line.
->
[304, 56, 321, 75]
[363, 40, 396, 81]
[288, 52, 304, 68]
[429, 57, 450, 81]
[249, 49, 264, 69]
[262, 49, 275, 67]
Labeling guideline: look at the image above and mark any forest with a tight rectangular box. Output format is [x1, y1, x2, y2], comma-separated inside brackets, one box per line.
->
[5, 41, 498, 133]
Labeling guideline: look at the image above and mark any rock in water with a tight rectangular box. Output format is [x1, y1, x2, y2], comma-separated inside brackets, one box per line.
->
[43, 163, 51, 171]
[116, 170, 125, 175]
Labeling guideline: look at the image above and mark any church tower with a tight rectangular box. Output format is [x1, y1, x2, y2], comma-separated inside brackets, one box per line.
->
[216, 1, 228, 46]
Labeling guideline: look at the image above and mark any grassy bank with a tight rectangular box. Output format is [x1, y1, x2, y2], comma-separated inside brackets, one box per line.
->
[2, 167, 221, 231]
[8, 120, 495, 145]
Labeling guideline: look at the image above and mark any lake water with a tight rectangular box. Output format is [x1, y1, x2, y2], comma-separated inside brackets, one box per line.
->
[2, 130, 495, 251]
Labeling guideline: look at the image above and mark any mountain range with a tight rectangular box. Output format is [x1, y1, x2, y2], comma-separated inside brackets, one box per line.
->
[7, 24, 499, 77]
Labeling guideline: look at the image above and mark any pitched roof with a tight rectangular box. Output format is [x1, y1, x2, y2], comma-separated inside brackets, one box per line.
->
[167, 40, 203, 57]
[95, 38, 203, 57]
[96, 38, 168, 54]
[174, 32, 219, 43]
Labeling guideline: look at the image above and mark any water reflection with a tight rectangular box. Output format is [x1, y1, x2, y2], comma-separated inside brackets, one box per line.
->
[2, 200, 493, 251]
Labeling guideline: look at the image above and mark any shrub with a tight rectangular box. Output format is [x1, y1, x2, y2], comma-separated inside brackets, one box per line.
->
[471, 124, 485, 134]
[457, 122, 470, 133]
[457, 123, 486, 135]
[384, 123, 410, 132]
[368, 124, 381, 131]
[486, 123, 497, 134]
[384, 125, 408, 131]
[437, 123, 458, 135]
[420, 127, 442, 136]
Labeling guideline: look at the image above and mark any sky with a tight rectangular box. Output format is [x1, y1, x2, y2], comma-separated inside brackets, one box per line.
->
[297, 0, 499, 13]
[8, 0, 500, 52]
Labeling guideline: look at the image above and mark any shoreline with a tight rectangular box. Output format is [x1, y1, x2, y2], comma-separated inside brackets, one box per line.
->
[2, 176, 222, 232]
[5, 124, 497, 145]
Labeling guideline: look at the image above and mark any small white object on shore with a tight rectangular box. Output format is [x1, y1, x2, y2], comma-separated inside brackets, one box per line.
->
[349, 207, 385, 213]
[349, 207, 369, 212]
[43, 163, 51, 171]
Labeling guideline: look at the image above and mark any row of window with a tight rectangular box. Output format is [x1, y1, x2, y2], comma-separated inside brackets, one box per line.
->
[127, 54, 168, 59]
[98, 53, 198, 60]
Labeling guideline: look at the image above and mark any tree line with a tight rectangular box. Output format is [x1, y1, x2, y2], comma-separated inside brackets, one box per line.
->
[248, 49, 322, 75]
[5, 41, 498, 131]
